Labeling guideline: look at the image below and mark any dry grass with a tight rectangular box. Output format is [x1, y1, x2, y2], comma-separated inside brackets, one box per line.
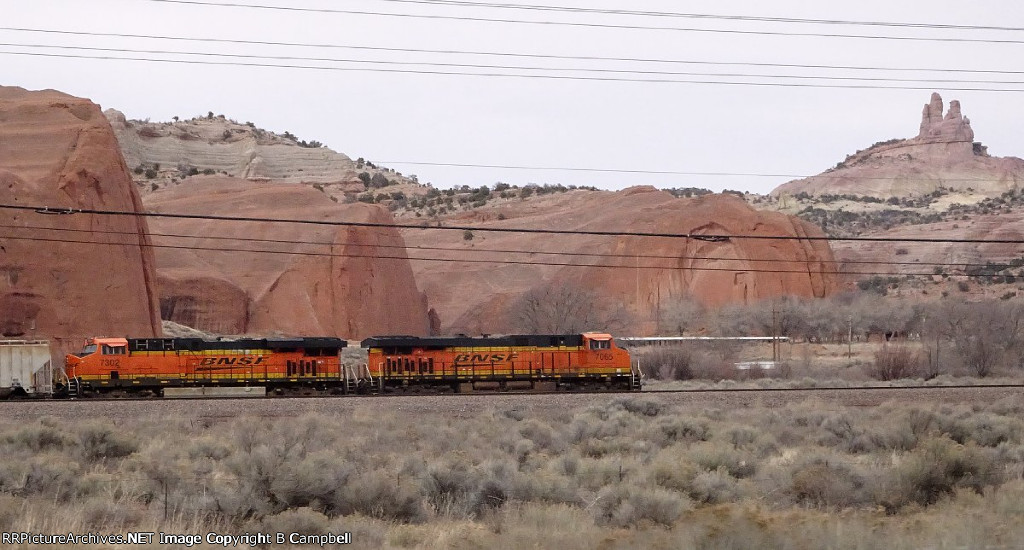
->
[2, 395, 1024, 548]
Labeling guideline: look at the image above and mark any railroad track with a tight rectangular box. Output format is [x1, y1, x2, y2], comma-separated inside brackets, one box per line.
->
[1, 382, 1023, 403]
[0, 383, 1020, 426]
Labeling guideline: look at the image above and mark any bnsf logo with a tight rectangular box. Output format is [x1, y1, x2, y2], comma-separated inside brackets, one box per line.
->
[199, 356, 265, 366]
[454, 353, 518, 364]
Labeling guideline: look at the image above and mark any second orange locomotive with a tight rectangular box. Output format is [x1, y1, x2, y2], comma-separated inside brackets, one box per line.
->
[363, 332, 639, 392]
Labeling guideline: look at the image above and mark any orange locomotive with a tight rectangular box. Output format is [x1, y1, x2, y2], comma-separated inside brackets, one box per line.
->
[362, 332, 640, 392]
[64, 336, 351, 396]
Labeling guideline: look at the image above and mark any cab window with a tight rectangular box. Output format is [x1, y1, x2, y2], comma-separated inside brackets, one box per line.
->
[589, 340, 611, 350]
[101, 345, 127, 355]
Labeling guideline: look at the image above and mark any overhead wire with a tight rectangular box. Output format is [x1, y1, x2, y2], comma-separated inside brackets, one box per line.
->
[144, 0, 1024, 46]
[6, 202, 1024, 244]
[8, 42, 1024, 87]
[0, 232, 993, 278]
[6, 49, 1024, 92]
[3, 222, 1015, 270]
[356, 0, 1024, 34]
[3, 27, 1023, 77]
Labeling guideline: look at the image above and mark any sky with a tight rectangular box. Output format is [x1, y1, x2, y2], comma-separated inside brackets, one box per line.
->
[3, 0, 1023, 194]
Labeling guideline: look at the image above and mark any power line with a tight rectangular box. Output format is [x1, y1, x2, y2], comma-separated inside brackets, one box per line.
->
[0, 232, 987, 278]
[7, 202, 1024, 244]
[6, 50, 1024, 92]
[368, 0, 1024, 34]
[146, 0, 1024, 45]
[6, 223, 1012, 269]
[4, 27, 1022, 77]
[9, 42, 1024, 86]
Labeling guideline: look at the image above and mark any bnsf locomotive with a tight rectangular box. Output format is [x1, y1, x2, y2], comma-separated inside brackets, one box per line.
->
[64, 336, 355, 397]
[61, 332, 639, 397]
[365, 332, 639, 392]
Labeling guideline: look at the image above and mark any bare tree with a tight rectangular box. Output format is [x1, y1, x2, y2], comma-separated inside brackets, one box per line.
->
[512, 282, 628, 334]
[658, 296, 706, 335]
[928, 301, 1024, 377]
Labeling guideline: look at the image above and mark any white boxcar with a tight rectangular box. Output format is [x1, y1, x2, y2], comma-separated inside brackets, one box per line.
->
[0, 340, 52, 397]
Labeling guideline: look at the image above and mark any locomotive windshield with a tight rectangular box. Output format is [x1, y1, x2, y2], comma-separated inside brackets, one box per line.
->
[73, 344, 97, 357]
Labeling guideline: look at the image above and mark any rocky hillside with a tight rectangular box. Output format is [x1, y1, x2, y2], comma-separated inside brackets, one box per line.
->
[404, 188, 838, 335]
[105, 110, 418, 200]
[0, 86, 162, 356]
[144, 177, 431, 338]
[98, 103, 849, 337]
[755, 93, 1024, 302]
[773, 93, 1024, 199]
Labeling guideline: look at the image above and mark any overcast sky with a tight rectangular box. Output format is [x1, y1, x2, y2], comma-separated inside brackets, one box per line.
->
[4, 0, 1022, 193]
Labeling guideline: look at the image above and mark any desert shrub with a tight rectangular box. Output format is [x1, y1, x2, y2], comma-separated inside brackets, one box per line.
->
[643, 348, 694, 380]
[574, 457, 630, 490]
[687, 351, 739, 381]
[508, 468, 580, 506]
[79, 495, 144, 528]
[788, 458, 866, 508]
[686, 508, 784, 549]
[725, 427, 759, 450]
[932, 411, 1021, 448]
[270, 451, 353, 511]
[875, 436, 998, 511]
[78, 423, 138, 462]
[421, 463, 482, 518]
[813, 411, 916, 453]
[0, 493, 19, 530]
[3, 424, 74, 452]
[653, 416, 710, 446]
[518, 419, 565, 452]
[688, 468, 744, 504]
[689, 441, 756, 478]
[251, 507, 330, 536]
[18, 458, 74, 497]
[186, 435, 232, 460]
[615, 397, 664, 417]
[337, 469, 425, 522]
[648, 448, 699, 491]
[592, 484, 687, 527]
[867, 345, 920, 380]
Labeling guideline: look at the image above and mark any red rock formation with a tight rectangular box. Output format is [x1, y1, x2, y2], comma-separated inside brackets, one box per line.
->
[144, 177, 430, 338]
[919, 92, 974, 143]
[773, 93, 1024, 198]
[0, 87, 162, 355]
[404, 188, 838, 335]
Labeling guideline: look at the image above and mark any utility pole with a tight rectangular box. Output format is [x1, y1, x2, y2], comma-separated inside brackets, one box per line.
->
[848, 315, 853, 361]
[771, 305, 779, 364]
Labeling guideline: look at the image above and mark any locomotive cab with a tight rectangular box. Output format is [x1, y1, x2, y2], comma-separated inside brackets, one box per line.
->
[65, 337, 128, 380]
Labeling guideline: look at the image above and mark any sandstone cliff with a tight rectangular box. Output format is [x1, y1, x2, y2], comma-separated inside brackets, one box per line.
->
[0, 86, 162, 355]
[105, 110, 415, 199]
[772, 93, 1024, 198]
[404, 188, 838, 335]
[144, 177, 430, 338]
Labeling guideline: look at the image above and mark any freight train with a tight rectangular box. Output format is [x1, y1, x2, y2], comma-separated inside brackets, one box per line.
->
[52, 332, 640, 398]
